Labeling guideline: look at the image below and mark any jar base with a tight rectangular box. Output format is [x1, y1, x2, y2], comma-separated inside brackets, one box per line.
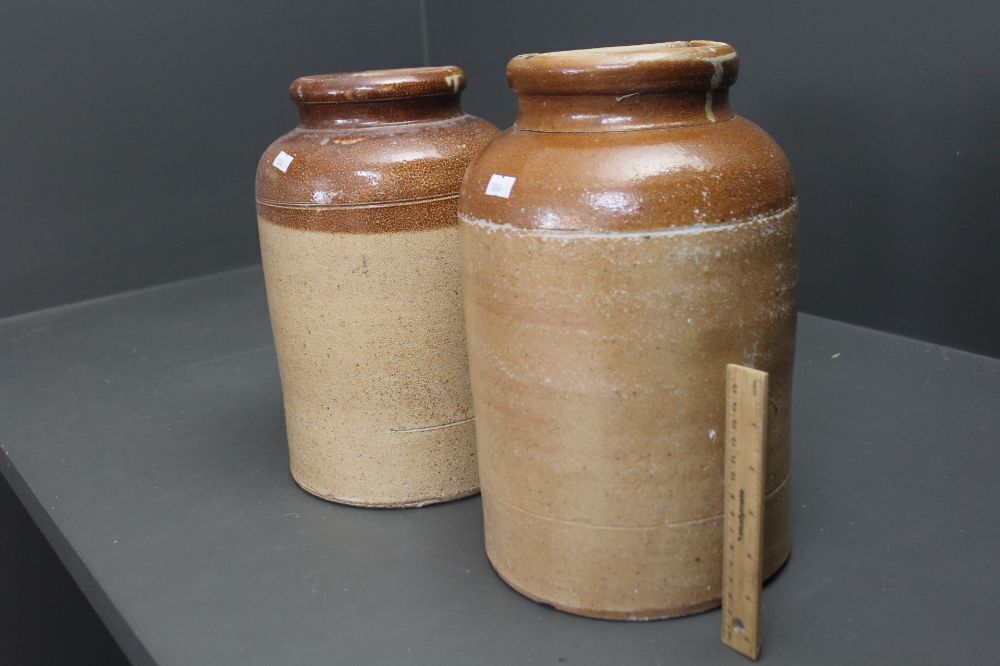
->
[290, 469, 480, 509]
[488, 545, 791, 621]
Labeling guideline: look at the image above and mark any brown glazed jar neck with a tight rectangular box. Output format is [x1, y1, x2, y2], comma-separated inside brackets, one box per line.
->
[514, 89, 733, 132]
[296, 96, 464, 129]
[290, 65, 468, 129]
[508, 40, 738, 132]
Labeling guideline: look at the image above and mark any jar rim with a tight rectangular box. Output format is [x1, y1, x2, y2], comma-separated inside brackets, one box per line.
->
[290, 66, 466, 104]
[507, 41, 738, 95]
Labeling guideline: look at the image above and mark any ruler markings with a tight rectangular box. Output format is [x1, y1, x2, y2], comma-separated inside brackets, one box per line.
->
[721, 364, 768, 661]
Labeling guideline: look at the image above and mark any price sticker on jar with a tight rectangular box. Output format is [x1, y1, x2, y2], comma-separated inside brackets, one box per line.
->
[485, 174, 516, 198]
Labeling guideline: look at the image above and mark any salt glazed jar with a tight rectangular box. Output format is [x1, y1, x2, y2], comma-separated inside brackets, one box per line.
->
[257, 67, 498, 507]
[459, 42, 796, 618]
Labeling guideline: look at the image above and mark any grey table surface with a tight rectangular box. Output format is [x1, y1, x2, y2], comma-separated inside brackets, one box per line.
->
[1, 266, 997, 665]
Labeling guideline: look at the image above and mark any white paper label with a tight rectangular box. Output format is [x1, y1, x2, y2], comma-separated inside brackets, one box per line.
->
[272, 151, 293, 173]
[485, 174, 516, 198]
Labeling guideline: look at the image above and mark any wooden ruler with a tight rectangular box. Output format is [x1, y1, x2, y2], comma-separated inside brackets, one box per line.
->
[721, 364, 769, 661]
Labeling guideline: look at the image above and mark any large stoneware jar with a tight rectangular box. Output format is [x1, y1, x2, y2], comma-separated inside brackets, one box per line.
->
[257, 67, 498, 507]
[459, 42, 796, 618]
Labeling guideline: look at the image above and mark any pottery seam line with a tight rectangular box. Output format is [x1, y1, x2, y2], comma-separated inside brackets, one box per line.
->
[485, 472, 790, 532]
[256, 192, 459, 210]
[387, 416, 476, 434]
[287, 408, 474, 437]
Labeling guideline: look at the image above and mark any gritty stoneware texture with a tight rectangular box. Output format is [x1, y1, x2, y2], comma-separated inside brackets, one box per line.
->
[256, 66, 499, 507]
[458, 41, 797, 618]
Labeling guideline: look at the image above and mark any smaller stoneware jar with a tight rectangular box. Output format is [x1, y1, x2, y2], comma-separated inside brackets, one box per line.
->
[460, 42, 796, 618]
[256, 67, 498, 507]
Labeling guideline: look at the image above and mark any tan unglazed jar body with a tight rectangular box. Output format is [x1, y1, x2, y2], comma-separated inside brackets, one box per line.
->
[459, 42, 796, 618]
[257, 67, 498, 507]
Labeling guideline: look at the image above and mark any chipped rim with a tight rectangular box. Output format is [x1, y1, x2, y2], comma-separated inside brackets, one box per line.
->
[290, 66, 466, 104]
[507, 40, 738, 95]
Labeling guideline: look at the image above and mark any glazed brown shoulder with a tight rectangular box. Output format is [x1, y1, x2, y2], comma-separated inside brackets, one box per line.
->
[258, 114, 498, 208]
[460, 116, 795, 232]
[256, 65, 498, 216]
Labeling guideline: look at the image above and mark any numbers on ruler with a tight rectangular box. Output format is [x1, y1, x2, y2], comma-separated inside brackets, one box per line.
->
[722, 364, 768, 661]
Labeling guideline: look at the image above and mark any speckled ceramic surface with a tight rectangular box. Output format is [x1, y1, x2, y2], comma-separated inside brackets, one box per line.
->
[256, 66, 499, 507]
[459, 42, 796, 618]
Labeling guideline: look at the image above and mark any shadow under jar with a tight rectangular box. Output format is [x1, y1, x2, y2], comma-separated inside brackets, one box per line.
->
[257, 67, 498, 508]
[459, 42, 796, 618]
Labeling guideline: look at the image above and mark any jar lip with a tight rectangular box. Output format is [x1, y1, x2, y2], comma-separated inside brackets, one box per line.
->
[507, 40, 738, 95]
[290, 66, 466, 104]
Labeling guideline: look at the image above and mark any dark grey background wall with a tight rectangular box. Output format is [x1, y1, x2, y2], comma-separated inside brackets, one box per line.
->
[0, 1, 998, 663]
[425, 0, 1000, 357]
[0, 0, 424, 318]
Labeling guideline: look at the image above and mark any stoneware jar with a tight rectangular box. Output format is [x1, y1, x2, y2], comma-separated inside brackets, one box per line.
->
[459, 42, 796, 618]
[257, 67, 498, 507]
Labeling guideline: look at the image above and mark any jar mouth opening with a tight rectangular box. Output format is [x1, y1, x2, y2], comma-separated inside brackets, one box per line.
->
[290, 66, 466, 104]
[508, 40, 738, 95]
